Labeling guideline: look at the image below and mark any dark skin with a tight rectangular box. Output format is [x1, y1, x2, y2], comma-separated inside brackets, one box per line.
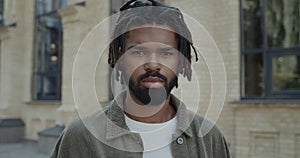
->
[119, 24, 178, 123]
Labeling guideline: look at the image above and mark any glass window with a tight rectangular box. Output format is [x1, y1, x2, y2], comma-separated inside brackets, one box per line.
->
[242, 0, 263, 50]
[272, 55, 300, 91]
[241, 0, 300, 99]
[111, 0, 126, 14]
[243, 53, 264, 97]
[0, 41, 1, 89]
[0, 0, 4, 26]
[33, 0, 65, 100]
[36, 0, 67, 15]
[266, 0, 300, 48]
[110, 0, 165, 14]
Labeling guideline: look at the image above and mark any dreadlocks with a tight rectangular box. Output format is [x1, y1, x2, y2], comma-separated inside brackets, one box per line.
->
[108, 0, 198, 81]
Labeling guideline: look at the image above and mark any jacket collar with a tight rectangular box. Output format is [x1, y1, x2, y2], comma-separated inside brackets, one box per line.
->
[105, 92, 194, 140]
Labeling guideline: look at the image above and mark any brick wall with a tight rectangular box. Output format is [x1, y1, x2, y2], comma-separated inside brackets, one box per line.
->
[234, 104, 300, 158]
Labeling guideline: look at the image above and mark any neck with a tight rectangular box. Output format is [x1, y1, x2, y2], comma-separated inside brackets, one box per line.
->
[124, 91, 176, 123]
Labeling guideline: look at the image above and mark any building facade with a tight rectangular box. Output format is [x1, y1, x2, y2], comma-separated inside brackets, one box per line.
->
[0, 0, 299, 157]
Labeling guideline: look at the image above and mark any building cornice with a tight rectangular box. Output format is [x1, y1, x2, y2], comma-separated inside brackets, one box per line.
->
[58, 2, 86, 24]
[0, 23, 16, 40]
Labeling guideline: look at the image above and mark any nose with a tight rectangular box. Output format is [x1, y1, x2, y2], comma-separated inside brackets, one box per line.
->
[144, 52, 161, 72]
[144, 62, 161, 72]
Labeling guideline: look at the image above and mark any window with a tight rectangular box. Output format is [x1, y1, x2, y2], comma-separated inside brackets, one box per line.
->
[241, 0, 300, 99]
[32, 0, 66, 100]
[0, 0, 4, 26]
[110, 0, 165, 14]
[110, 0, 126, 14]
[0, 41, 1, 90]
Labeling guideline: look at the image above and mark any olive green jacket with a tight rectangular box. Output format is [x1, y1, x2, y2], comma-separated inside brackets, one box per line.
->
[51, 95, 231, 158]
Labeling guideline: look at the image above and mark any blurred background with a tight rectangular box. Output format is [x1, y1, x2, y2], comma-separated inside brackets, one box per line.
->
[0, 0, 299, 157]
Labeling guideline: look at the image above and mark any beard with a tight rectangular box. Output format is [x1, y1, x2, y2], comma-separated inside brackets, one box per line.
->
[126, 71, 178, 106]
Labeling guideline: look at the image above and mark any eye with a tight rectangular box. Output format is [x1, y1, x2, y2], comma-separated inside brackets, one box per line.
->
[131, 50, 145, 56]
[161, 51, 174, 56]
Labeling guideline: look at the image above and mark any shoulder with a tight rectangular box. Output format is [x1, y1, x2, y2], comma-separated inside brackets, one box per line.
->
[64, 118, 86, 134]
[50, 118, 89, 157]
[189, 113, 225, 139]
[190, 113, 231, 157]
[58, 118, 90, 143]
[63, 108, 109, 138]
[185, 114, 230, 158]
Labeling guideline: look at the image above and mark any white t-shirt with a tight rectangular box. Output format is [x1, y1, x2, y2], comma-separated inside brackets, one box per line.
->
[125, 115, 177, 158]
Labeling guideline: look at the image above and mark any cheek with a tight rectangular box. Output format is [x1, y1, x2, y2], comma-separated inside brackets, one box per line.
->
[119, 58, 139, 77]
[161, 64, 178, 81]
[168, 70, 178, 81]
[123, 64, 144, 81]
[165, 60, 179, 75]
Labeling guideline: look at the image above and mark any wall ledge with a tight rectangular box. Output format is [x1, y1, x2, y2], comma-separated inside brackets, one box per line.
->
[25, 101, 61, 106]
[0, 23, 17, 40]
[230, 99, 300, 109]
[58, 2, 86, 24]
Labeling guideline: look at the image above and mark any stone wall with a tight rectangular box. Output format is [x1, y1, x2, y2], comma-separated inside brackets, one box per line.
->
[0, 0, 35, 119]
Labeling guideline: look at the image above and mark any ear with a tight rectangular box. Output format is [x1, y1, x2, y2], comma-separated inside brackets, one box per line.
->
[116, 70, 122, 82]
[116, 58, 125, 73]
[114, 50, 124, 69]
[114, 70, 125, 85]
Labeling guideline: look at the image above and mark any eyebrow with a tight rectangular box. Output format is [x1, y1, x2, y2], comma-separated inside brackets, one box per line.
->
[159, 46, 177, 51]
[127, 45, 176, 51]
[127, 45, 145, 50]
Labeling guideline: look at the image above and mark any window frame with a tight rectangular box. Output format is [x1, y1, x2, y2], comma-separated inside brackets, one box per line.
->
[32, 0, 65, 101]
[0, 0, 4, 26]
[240, 0, 300, 100]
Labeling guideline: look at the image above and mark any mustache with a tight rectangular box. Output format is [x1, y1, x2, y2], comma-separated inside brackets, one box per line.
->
[137, 71, 168, 83]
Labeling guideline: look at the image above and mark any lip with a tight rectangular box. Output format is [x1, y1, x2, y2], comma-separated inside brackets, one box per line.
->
[141, 77, 164, 88]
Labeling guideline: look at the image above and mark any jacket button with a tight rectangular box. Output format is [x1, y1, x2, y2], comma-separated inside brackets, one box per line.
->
[176, 137, 184, 145]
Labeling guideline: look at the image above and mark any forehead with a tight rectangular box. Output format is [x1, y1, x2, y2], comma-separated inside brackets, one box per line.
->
[125, 24, 177, 47]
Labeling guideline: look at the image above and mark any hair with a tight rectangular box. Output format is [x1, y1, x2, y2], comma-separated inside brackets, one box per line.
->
[108, 0, 198, 81]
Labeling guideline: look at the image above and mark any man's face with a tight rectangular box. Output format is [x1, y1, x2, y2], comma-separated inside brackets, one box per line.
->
[119, 25, 179, 105]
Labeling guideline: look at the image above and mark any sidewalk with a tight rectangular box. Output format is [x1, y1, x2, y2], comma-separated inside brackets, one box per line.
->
[0, 140, 49, 158]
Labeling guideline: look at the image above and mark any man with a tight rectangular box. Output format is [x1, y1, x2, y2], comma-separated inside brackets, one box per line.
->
[51, 0, 231, 157]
